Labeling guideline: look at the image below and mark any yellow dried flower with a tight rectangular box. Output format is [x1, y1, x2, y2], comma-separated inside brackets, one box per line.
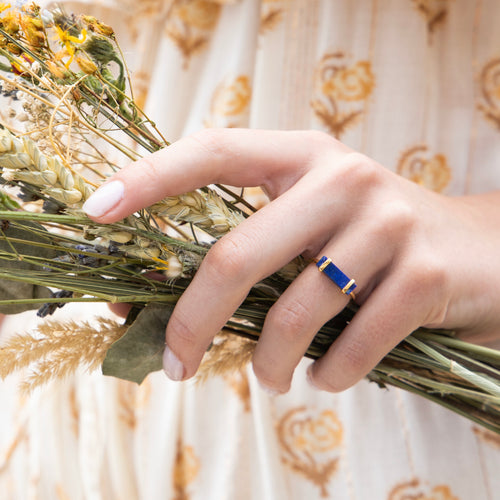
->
[0, 3, 10, 14]
[0, 11, 20, 34]
[75, 55, 97, 74]
[82, 15, 114, 37]
[5, 41, 21, 54]
[46, 59, 68, 79]
[53, 24, 87, 67]
[19, 14, 45, 47]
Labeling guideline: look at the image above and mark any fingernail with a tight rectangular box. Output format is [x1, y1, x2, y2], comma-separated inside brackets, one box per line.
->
[306, 364, 320, 391]
[163, 345, 185, 381]
[257, 380, 281, 397]
[82, 181, 124, 218]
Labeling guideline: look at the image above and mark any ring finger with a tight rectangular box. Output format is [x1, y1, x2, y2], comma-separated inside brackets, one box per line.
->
[252, 226, 396, 393]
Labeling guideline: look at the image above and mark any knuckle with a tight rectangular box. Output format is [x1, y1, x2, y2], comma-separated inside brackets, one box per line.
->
[203, 233, 253, 283]
[168, 313, 198, 351]
[337, 342, 367, 383]
[401, 255, 448, 302]
[372, 199, 417, 240]
[188, 128, 231, 160]
[304, 130, 338, 154]
[266, 299, 315, 342]
[324, 152, 381, 193]
[134, 155, 164, 186]
[399, 258, 449, 325]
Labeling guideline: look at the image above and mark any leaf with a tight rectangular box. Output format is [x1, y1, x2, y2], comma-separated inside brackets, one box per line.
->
[0, 220, 58, 314]
[101, 303, 172, 384]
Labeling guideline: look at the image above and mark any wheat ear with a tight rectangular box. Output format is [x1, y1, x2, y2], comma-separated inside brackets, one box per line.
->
[0, 128, 93, 205]
[152, 190, 245, 237]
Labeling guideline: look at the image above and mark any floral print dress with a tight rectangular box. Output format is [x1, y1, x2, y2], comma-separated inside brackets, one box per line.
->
[0, 1, 499, 499]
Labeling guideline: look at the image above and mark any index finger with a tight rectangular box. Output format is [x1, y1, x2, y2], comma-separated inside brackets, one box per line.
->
[82, 129, 345, 223]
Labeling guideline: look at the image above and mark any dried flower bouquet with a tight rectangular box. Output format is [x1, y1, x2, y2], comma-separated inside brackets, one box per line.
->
[0, 3, 498, 434]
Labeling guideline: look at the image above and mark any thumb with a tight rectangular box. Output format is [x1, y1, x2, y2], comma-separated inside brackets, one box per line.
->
[82, 128, 339, 223]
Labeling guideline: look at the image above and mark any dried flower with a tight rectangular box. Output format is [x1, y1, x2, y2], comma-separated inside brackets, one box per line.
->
[53, 24, 87, 67]
[81, 15, 114, 38]
[19, 13, 45, 47]
[75, 54, 97, 74]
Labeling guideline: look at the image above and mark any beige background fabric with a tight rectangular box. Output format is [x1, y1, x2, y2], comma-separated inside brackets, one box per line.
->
[0, 1, 499, 499]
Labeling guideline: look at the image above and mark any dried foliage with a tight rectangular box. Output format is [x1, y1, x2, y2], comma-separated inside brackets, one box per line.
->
[196, 332, 256, 384]
[0, 317, 126, 392]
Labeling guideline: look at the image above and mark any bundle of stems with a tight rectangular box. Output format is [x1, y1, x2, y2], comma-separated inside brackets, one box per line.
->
[0, 3, 498, 434]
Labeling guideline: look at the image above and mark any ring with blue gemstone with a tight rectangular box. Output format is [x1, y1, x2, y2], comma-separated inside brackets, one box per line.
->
[315, 256, 357, 298]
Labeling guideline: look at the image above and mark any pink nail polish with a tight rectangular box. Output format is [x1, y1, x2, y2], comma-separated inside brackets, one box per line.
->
[82, 181, 124, 218]
[257, 380, 281, 396]
[163, 345, 185, 381]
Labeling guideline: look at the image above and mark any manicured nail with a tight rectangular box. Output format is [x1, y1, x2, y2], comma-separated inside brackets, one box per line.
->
[82, 181, 124, 218]
[258, 380, 281, 396]
[163, 345, 184, 381]
[306, 364, 320, 391]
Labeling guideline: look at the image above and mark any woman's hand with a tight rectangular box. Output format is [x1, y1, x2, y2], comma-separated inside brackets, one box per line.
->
[83, 129, 500, 394]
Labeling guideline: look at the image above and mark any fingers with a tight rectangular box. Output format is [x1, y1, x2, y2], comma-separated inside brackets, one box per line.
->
[83, 129, 347, 223]
[107, 302, 132, 318]
[307, 257, 446, 392]
[251, 222, 396, 394]
[161, 176, 349, 380]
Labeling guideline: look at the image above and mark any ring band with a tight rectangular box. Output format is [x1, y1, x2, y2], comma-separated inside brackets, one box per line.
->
[315, 256, 357, 297]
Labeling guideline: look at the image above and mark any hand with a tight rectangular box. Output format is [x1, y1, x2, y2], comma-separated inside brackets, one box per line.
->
[83, 129, 500, 393]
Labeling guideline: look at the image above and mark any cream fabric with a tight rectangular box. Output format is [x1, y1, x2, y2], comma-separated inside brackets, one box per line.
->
[1, 1, 500, 499]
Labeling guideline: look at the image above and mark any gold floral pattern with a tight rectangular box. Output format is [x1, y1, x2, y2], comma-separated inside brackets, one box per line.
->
[226, 369, 251, 412]
[204, 75, 252, 127]
[477, 58, 500, 131]
[311, 52, 375, 138]
[166, 0, 224, 69]
[120, 0, 167, 42]
[412, 0, 453, 34]
[388, 479, 460, 500]
[174, 0, 221, 30]
[118, 380, 138, 429]
[472, 426, 500, 449]
[172, 438, 201, 500]
[397, 145, 451, 192]
[260, 0, 289, 34]
[276, 406, 343, 498]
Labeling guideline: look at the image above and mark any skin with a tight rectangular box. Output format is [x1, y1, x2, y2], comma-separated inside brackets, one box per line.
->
[84, 129, 500, 394]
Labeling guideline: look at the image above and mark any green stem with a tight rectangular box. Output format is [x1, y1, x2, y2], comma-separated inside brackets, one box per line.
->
[405, 336, 500, 398]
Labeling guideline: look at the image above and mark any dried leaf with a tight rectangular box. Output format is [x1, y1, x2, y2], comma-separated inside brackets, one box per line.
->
[0, 220, 58, 314]
[102, 303, 172, 384]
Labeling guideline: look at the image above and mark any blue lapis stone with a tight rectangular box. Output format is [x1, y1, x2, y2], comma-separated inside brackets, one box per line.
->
[316, 256, 357, 295]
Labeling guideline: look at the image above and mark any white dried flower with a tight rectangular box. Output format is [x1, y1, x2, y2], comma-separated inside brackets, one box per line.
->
[0, 80, 17, 93]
